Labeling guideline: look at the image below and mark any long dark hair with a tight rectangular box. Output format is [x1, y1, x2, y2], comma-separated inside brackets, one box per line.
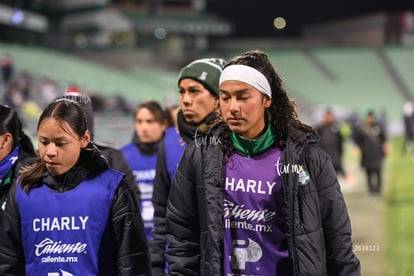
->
[0, 105, 36, 156]
[133, 100, 166, 124]
[19, 99, 103, 192]
[220, 49, 315, 153]
[131, 100, 167, 143]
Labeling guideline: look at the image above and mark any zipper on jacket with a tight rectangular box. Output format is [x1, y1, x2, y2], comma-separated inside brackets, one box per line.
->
[283, 150, 299, 276]
[58, 182, 64, 192]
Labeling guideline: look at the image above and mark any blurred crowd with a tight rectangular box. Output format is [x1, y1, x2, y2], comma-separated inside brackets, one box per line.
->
[0, 53, 134, 129]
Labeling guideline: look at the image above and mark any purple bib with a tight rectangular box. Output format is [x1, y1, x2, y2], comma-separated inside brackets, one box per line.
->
[223, 147, 292, 275]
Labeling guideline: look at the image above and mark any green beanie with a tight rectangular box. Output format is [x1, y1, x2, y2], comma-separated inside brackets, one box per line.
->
[361, 105, 375, 119]
[178, 58, 226, 97]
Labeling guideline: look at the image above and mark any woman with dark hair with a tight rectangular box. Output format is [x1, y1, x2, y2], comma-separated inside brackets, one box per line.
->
[121, 100, 168, 241]
[0, 99, 150, 275]
[165, 50, 361, 275]
[0, 105, 37, 223]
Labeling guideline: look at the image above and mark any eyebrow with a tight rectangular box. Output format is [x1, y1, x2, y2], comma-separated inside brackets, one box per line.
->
[135, 118, 156, 122]
[220, 88, 251, 95]
[38, 136, 69, 142]
[180, 83, 205, 90]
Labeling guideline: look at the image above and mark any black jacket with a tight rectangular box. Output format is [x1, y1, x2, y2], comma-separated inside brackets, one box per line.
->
[316, 122, 344, 172]
[353, 121, 386, 169]
[150, 111, 221, 276]
[150, 138, 172, 276]
[0, 150, 151, 275]
[98, 143, 141, 202]
[165, 122, 361, 276]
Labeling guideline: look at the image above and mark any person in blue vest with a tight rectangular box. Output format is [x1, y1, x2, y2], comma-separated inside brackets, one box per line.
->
[121, 100, 168, 242]
[0, 99, 151, 275]
[0, 105, 37, 225]
[150, 57, 225, 275]
[165, 50, 361, 275]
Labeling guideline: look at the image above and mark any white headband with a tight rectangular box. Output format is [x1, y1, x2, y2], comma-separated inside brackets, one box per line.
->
[219, 64, 272, 98]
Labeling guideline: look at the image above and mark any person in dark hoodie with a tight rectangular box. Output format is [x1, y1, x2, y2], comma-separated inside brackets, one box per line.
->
[353, 107, 388, 195]
[0, 105, 37, 224]
[150, 57, 225, 275]
[315, 108, 346, 177]
[165, 50, 361, 275]
[0, 99, 150, 275]
[121, 100, 168, 241]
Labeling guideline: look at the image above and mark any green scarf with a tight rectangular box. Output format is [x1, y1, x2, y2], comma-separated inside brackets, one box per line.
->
[231, 124, 276, 157]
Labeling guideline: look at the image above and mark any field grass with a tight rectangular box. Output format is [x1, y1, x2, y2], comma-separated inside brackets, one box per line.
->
[384, 136, 414, 275]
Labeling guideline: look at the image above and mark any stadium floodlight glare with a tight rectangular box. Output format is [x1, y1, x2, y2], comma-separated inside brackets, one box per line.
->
[154, 27, 167, 40]
[11, 10, 24, 25]
[273, 17, 287, 30]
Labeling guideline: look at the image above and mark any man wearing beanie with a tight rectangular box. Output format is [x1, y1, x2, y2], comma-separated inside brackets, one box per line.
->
[177, 58, 224, 98]
[150, 57, 225, 275]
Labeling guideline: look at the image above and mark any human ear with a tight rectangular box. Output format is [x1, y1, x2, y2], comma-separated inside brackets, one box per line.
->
[80, 130, 91, 148]
[264, 97, 272, 108]
[213, 97, 219, 109]
[0, 133, 13, 150]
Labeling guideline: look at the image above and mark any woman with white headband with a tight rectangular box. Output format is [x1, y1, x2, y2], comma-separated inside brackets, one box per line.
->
[165, 49, 361, 275]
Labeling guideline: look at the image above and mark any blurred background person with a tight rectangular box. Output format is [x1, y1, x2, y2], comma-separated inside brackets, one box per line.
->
[2, 71, 33, 111]
[121, 100, 168, 241]
[0, 105, 37, 224]
[2, 80, 24, 109]
[354, 107, 388, 195]
[150, 57, 225, 275]
[1, 54, 13, 85]
[402, 101, 414, 155]
[315, 108, 350, 180]
[39, 78, 58, 108]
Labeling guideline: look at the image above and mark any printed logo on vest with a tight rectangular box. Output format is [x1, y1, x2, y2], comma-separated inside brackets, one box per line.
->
[35, 238, 87, 259]
[48, 269, 73, 276]
[10, 156, 18, 164]
[229, 238, 263, 270]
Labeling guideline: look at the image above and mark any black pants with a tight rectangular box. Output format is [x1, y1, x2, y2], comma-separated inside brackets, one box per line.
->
[365, 168, 382, 194]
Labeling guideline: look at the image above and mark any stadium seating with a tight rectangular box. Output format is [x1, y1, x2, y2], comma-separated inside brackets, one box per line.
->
[2, 42, 412, 140]
[384, 46, 414, 100]
[0, 42, 173, 103]
[266, 47, 404, 124]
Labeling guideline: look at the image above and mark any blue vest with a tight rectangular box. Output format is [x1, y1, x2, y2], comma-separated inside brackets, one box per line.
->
[121, 143, 157, 240]
[16, 169, 123, 276]
[164, 126, 186, 184]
